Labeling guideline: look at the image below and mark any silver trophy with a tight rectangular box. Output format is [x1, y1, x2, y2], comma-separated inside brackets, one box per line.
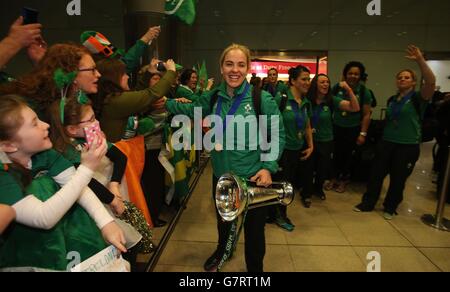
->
[215, 173, 294, 221]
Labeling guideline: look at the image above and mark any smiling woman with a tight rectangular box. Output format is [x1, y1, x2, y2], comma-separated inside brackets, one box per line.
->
[0, 43, 97, 123]
[165, 43, 285, 272]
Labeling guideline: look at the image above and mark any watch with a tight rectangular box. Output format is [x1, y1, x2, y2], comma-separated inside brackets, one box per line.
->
[360, 132, 368, 137]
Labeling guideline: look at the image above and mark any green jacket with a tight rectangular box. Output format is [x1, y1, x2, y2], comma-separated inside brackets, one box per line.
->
[332, 83, 373, 128]
[383, 91, 427, 144]
[122, 40, 148, 75]
[274, 89, 312, 150]
[100, 70, 176, 142]
[166, 81, 285, 179]
[263, 81, 288, 97]
[0, 150, 106, 270]
[175, 85, 201, 102]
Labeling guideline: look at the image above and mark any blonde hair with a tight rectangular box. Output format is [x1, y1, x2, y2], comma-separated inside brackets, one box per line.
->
[396, 69, 417, 81]
[219, 43, 251, 68]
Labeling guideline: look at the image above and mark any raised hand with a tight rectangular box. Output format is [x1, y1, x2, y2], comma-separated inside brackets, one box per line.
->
[165, 59, 176, 72]
[80, 133, 107, 171]
[8, 16, 42, 48]
[141, 26, 161, 44]
[405, 45, 425, 62]
[26, 39, 47, 65]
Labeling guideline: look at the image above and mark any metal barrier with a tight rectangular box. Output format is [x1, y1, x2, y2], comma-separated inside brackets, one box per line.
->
[422, 146, 450, 232]
[145, 154, 210, 272]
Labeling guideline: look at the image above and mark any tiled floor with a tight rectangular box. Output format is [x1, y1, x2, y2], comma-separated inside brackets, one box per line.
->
[152, 142, 450, 272]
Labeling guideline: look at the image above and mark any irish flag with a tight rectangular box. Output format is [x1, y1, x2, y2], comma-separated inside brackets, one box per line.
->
[165, 0, 196, 25]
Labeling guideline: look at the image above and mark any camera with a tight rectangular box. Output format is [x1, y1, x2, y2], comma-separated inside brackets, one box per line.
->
[156, 61, 166, 72]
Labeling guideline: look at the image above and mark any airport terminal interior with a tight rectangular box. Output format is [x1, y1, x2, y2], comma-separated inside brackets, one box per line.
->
[0, 0, 449, 272]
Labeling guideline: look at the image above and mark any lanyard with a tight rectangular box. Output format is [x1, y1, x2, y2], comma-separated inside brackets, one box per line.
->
[289, 99, 307, 131]
[215, 83, 250, 132]
[390, 91, 415, 121]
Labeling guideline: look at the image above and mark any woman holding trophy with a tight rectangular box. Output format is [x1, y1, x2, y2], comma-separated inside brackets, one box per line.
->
[165, 44, 285, 272]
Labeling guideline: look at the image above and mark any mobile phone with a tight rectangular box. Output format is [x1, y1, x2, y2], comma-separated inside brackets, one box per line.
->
[22, 7, 39, 25]
[84, 121, 101, 149]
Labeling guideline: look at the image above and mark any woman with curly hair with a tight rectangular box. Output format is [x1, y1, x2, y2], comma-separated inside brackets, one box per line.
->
[0, 43, 100, 122]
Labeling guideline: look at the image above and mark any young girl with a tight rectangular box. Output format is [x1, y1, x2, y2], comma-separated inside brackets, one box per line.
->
[48, 95, 126, 215]
[0, 95, 126, 270]
[48, 95, 155, 257]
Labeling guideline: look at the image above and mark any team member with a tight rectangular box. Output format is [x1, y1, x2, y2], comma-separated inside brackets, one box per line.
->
[307, 74, 360, 199]
[165, 44, 285, 272]
[330, 61, 373, 193]
[354, 45, 436, 220]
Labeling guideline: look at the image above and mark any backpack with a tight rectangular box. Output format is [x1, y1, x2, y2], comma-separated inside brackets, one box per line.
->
[387, 93, 438, 143]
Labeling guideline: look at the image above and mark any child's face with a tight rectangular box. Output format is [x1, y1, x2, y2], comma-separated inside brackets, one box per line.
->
[67, 105, 97, 139]
[6, 106, 52, 156]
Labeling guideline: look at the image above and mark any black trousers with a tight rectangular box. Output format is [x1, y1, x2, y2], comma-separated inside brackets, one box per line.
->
[312, 141, 334, 191]
[333, 125, 360, 180]
[141, 149, 166, 223]
[361, 140, 420, 213]
[213, 175, 267, 272]
[279, 148, 313, 198]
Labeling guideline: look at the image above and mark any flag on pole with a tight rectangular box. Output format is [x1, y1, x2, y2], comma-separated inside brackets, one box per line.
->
[198, 60, 208, 91]
[165, 0, 196, 25]
[162, 125, 196, 205]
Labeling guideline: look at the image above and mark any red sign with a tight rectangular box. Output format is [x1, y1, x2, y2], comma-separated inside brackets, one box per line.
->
[250, 61, 317, 75]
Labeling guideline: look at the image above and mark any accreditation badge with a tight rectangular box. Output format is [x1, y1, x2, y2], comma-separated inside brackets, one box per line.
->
[298, 132, 303, 140]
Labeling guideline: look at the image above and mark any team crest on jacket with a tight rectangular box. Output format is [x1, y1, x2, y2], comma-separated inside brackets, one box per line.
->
[244, 103, 252, 113]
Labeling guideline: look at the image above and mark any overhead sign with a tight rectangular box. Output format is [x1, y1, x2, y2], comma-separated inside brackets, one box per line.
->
[250, 61, 317, 75]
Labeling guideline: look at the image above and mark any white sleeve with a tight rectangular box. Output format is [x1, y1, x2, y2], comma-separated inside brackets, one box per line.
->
[53, 166, 76, 186]
[76, 187, 114, 229]
[12, 165, 94, 230]
[53, 162, 114, 228]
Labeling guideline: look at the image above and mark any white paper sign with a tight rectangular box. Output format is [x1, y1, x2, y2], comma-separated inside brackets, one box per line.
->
[71, 246, 129, 272]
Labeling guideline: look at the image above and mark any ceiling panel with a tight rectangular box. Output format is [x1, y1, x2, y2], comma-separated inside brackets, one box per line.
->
[329, 25, 426, 51]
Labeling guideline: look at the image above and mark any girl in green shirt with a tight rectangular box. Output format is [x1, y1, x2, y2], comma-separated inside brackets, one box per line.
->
[330, 61, 373, 193]
[0, 95, 126, 270]
[307, 74, 360, 200]
[354, 45, 436, 219]
[274, 66, 314, 210]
